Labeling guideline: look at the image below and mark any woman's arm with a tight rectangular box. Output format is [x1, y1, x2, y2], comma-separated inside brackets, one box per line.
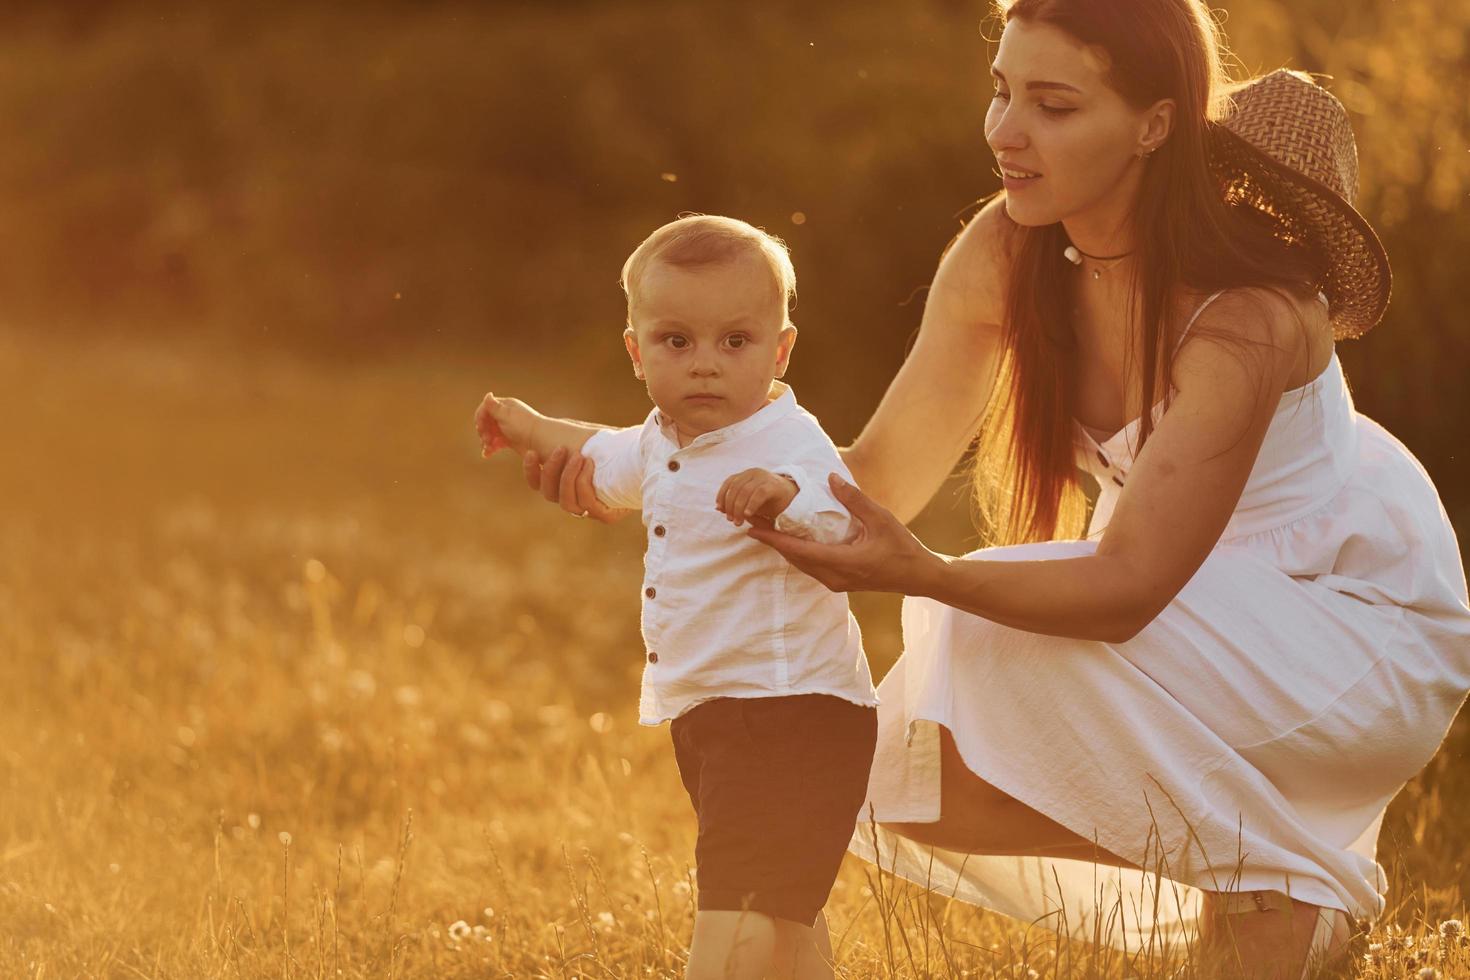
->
[904, 290, 1304, 640]
[755, 289, 1306, 643]
[843, 195, 1010, 523]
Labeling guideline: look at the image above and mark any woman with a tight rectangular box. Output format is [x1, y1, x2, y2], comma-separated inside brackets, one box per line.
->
[521, 0, 1470, 975]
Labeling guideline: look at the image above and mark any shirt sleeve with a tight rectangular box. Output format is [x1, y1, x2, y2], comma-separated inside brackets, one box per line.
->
[581, 426, 646, 511]
[767, 462, 857, 545]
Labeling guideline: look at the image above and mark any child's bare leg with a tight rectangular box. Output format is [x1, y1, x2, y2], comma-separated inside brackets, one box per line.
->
[770, 910, 835, 980]
[686, 910, 777, 980]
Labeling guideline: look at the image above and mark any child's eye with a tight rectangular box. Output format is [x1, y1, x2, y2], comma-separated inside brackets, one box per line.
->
[726, 335, 748, 349]
[666, 336, 689, 349]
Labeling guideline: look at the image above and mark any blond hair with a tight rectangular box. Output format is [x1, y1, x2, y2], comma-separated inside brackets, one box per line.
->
[620, 214, 797, 327]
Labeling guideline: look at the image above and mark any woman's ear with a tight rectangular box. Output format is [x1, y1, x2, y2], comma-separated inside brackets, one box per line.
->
[774, 325, 798, 379]
[623, 326, 645, 380]
[1137, 97, 1175, 156]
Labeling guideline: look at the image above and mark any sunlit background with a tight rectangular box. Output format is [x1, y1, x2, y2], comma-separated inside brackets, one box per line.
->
[2, 1, 1466, 975]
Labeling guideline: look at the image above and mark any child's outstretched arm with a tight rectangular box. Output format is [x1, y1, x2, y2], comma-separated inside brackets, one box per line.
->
[475, 392, 645, 514]
[474, 392, 609, 460]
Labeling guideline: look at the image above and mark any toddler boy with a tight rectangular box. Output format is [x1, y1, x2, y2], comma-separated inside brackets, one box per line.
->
[476, 214, 877, 980]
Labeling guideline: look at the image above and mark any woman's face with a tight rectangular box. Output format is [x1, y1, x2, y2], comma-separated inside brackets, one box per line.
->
[984, 18, 1167, 228]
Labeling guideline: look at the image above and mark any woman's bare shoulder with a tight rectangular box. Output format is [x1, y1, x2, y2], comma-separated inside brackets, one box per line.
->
[931, 193, 1016, 328]
[1178, 284, 1332, 391]
[1190, 284, 1327, 351]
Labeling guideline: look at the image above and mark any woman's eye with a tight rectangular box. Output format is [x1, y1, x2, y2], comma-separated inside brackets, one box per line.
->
[1040, 105, 1076, 117]
[993, 89, 1009, 102]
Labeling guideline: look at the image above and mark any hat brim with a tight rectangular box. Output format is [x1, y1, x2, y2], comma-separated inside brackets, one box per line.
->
[1206, 123, 1391, 339]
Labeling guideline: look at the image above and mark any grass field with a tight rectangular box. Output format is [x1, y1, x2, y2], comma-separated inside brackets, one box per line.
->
[2, 334, 1466, 978]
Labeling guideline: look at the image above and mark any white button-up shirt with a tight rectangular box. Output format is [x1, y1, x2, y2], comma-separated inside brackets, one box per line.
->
[582, 380, 879, 725]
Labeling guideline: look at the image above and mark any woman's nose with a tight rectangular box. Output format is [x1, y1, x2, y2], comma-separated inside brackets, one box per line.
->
[985, 102, 1027, 155]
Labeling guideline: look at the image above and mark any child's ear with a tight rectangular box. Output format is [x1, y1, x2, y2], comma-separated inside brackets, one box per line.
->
[774, 325, 798, 379]
[623, 326, 645, 380]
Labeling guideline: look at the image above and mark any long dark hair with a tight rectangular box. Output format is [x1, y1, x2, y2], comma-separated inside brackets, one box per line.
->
[970, 0, 1327, 545]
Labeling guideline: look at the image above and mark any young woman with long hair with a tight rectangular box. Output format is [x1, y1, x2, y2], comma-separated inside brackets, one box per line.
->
[516, 0, 1470, 975]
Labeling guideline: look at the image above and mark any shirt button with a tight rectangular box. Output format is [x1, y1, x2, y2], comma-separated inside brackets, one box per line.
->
[1111, 474, 1125, 487]
[653, 525, 666, 537]
[645, 587, 656, 599]
[1095, 449, 1110, 468]
[647, 652, 659, 664]
[667, 460, 680, 472]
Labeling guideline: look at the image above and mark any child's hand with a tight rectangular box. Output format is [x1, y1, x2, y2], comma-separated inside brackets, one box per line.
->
[474, 392, 541, 457]
[715, 468, 799, 527]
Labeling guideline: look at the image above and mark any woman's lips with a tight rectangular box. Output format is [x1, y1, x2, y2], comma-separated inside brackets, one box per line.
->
[1002, 173, 1043, 190]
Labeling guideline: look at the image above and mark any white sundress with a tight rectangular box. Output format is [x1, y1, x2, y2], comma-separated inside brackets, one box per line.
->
[848, 289, 1470, 950]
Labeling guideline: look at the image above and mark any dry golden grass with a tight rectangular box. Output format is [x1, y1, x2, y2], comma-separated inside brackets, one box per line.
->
[1, 334, 1465, 978]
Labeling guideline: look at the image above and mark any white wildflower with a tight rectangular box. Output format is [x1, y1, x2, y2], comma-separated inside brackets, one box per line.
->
[448, 919, 472, 941]
[1439, 919, 1463, 940]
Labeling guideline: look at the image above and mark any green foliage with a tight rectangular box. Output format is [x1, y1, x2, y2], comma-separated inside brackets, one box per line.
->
[0, 0, 1463, 520]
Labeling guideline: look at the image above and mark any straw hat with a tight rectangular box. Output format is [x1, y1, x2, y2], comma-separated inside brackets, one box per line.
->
[1206, 68, 1391, 339]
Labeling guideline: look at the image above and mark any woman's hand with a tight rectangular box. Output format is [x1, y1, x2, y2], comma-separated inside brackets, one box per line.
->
[745, 473, 942, 594]
[522, 446, 632, 524]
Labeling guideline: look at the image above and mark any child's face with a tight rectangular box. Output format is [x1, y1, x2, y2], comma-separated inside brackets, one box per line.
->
[624, 253, 796, 441]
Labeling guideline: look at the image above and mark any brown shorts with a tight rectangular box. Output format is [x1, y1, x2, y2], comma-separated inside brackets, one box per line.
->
[670, 693, 878, 926]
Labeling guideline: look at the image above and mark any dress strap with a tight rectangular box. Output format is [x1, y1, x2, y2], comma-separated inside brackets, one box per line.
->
[1173, 289, 1228, 356]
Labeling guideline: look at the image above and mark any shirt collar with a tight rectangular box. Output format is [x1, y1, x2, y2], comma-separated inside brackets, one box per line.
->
[654, 380, 799, 451]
